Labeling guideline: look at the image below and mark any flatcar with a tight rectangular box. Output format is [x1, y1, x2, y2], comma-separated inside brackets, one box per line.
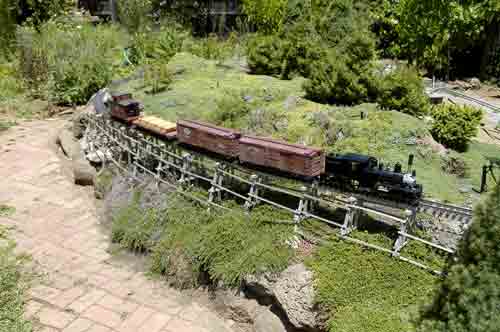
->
[107, 92, 423, 202]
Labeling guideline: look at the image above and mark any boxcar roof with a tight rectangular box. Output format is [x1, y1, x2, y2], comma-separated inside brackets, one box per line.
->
[177, 120, 241, 138]
[329, 153, 375, 163]
[240, 135, 324, 157]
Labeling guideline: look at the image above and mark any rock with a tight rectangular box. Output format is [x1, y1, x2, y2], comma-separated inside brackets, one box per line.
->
[87, 88, 111, 114]
[284, 96, 299, 110]
[469, 77, 481, 90]
[254, 307, 287, 332]
[244, 263, 319, 330]
[72, 105, 93, 139]
[57, 128, 82, 160]
[243, 95, 253, 103]
[216, 290, 259, 324]
[86, 149, 112, 164]
[73, 158, 96, 186]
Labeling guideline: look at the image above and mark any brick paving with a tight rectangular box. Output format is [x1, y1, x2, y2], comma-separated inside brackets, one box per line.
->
[0, 120, 236, 332]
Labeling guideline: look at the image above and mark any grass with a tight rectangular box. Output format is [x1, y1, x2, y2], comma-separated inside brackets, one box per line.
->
[0, 226, 32, 332]
[113, 52, 500, 204]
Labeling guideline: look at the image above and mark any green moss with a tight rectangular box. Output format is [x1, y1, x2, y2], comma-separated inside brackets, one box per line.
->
[307, 238, 439, 332]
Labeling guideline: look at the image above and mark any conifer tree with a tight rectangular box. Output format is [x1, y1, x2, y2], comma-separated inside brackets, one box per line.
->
[418, 184, 500, 332]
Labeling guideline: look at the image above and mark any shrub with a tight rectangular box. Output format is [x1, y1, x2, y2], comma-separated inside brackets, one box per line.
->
[20, 0, 72, 28]
[182, 33, 237, 62]
[417, 184, 500, 332]
[208, 90, 251, 128]
[0, 0, 18, 55]
[18, 22, 124, 105]
[116, 0, 153, 33]
[440, 151, 469, 178]
[128, 25, 188, 65]
[304, 55, 375, 105]
[377, 65, 430, 116]
[246, 34, 286, 76]
[430, 104, 482, 151]
[241, 0, 287, 33]
[143, 63, 173, 94]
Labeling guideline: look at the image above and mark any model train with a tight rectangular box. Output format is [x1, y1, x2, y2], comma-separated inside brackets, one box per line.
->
[106, 92, 423, 201]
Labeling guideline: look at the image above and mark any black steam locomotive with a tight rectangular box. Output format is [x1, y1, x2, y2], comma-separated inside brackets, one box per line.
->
[323, 153, 423, 201]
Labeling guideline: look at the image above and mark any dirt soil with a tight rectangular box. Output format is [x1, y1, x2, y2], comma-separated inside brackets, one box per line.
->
[0, 117, 239, 332]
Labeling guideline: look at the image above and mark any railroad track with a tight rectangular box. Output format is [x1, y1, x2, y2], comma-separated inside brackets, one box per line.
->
[418, 199, 473, 223]
[98, 116, 476, 225]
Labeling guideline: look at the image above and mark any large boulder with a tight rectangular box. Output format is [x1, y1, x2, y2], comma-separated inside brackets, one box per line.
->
[72, 105, 94, 139]
[73, 158, 96, 186]
[244, 263, 319, 330]
[254, 307, 287, 332]
[57, 128, 82, 160]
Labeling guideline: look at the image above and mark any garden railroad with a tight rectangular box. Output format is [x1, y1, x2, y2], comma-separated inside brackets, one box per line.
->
[85, 113, 460, 275]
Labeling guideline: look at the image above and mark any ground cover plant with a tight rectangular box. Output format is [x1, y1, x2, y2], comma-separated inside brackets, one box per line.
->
[109, 184, 295, 287]
[0, 225, 32, 332]
[308, 237, 440, 332]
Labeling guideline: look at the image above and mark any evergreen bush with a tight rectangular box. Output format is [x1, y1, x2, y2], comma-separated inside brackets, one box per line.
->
[377, 65, 430, 116]
[417, 184, 500, 332]
[430, 104, 482, 152]
[247, 34, 286, 76]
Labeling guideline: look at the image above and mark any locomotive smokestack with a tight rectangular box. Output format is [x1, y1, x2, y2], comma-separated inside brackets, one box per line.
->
[407, 154, 414, 173]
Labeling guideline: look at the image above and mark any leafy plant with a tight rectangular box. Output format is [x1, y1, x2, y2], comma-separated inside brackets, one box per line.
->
[21, 0, 72, 28]
[417, 184, 500, 332]
[430, 104, 482, 152]
[208, 90, 251, 128]
[440, 151, 469, 178]
[377, 65, 430, 116]
[0, 0, 18, 55]
[241, 0, 287, 33]
[128, 24, 187, 65]
[116, 0, 153, 33]
[143, 63, 173, 94]
[17, 22, 125, 105]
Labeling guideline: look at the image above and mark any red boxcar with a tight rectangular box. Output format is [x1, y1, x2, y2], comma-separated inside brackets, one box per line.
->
[177, 120, 241, 158]
[239, 135, 325, 178]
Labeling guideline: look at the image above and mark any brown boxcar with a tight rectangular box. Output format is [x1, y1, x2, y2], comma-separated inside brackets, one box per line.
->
[111, 99, 142, 123]
[133, 116, 177, 140]
[177, 120, 241, 158]
[239, 135, 325, 178]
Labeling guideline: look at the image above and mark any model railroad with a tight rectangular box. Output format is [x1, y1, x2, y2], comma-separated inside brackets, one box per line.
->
[108, 91, 424, 206]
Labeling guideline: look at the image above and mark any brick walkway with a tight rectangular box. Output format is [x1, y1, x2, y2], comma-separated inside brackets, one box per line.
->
[0, 120, 236, 332]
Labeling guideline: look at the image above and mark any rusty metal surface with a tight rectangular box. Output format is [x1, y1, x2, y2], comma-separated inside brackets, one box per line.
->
[239, 135, 325, 177]
[177, 120, 241, 157]
[111, 99, 142, 122]
[111, 92, 132, 102]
